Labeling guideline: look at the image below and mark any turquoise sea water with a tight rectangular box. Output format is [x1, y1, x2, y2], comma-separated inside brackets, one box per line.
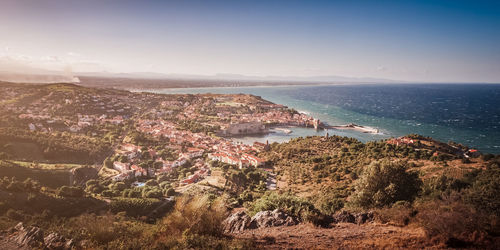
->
[144, 84, 500, 154]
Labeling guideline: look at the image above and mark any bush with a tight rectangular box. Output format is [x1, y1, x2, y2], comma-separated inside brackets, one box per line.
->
[248, 192, 319, 221]
[6, 209, 25, 221]
[145, 179, 158, 187]
[415, 193, 494, 247]
[144, 189, 162, 198]
[159, 195, 227, 237]
[350, 160, 422, 209]
[0, 202, 7, 215]
[422, 175, 469, 198]
[110, 198, 163, 217]
[166, 188, 176, 196]
[375, 201, 415, 226]
[104, 157, 114, 169]
[86, 179, 99, 187]
[318, 198, 344, 215]
[101, 190, 114, 197]
[464, 165, 500, 215]
[481, 154, 494, 161]
[314, 190, 348, 215]
[57, 186, 84, 198]
[111, 182, 127, 191]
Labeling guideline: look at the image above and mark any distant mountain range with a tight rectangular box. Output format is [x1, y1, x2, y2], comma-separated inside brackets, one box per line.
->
[76, 71, 404, 83]
[0, 62, 404, 84]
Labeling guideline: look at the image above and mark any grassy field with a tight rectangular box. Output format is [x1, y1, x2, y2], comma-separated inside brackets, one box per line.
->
[2, 142, 46, 162]
[11, 161, 81, 170]
[0, 160, 71, 188]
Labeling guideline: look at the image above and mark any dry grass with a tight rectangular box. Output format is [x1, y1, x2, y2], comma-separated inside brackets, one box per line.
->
[415, 193, 496, 248]
[158, 195, 228, 237]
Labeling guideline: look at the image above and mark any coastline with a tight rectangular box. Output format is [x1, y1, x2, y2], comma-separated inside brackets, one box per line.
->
[140, 85, 390, 144]
[137, 84, 500, 154]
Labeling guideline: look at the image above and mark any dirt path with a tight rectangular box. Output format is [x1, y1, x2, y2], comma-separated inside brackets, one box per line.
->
[232, 223, 442, 249]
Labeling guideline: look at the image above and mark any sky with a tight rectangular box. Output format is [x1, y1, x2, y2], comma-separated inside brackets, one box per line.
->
[0, 0, 499, 82]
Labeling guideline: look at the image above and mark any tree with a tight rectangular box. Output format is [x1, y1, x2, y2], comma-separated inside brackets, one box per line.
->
[57, 186, 84, 198]
[104, 157, 114, 169]
[145, 179, 158, 187]
[166, 188, 176, 196]
[112, 182, 127, 191]
[144, 188, 162, 198]
[464, 164, 500, 215]
[350, 160, 421, 208]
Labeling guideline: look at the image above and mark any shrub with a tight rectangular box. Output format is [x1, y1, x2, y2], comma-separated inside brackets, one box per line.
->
[464, 165, 500, 215]
[314, 190, 348, 215]
[318, 198, 344, 215]
[144, 189, 162, 198]
[104, 157, 114, 169]
[110, 198, 163, 217]
[166, 188, 176, 196]
[101, 190, 114, 197]
[57, 186, 84, 197]
[6, 209, 25, 221]
[422, 175, 469, 198]
[5, 181, 24, 192]
[248, 192, 319, 221]
[481, 154, 494, 161]
[145, 179, 158, 186]
[86, 179, 99, 187]
[159, 181, 171, 189]
[375, 201, 415, 226]
[111, 182, 127, 191]
[159, 195, 227, 237]
[415, 193, 494, 247]
[349, 160, 422, 209]
[0, 202, 7, 215]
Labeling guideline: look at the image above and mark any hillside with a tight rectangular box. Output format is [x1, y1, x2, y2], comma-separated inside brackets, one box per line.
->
[260, 134, 484, 200]
[0, 83, 498, 249]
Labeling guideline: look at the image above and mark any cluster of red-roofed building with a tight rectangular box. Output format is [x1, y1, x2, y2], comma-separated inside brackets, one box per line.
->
[110, 118, 268, 184]
[387, 137, 415, 146]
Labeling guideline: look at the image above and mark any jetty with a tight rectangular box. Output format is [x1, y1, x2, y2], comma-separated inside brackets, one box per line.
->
[325, 123, 379, 134]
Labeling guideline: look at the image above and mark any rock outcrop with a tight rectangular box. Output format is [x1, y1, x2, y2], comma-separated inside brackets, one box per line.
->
[44, 232, 75, 250]
[11, 223, 44, 248]
[223, 209, 299, 233]
[223, 209, 374, 233]
[332, 211, 374, 224]
[249, 209, 299, 228]
[1, 223, 74, 249]
[223, 211, 253, 233]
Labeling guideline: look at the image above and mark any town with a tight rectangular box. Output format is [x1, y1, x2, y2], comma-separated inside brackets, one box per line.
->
[0, 83, 319, 190]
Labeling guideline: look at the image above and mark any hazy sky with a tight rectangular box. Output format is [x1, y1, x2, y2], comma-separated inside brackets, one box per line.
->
[1, 0, 499, 82]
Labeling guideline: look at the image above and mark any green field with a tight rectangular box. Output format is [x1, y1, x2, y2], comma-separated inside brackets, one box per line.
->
[0, 160, 71, 188]
[11, 161, 81, 170]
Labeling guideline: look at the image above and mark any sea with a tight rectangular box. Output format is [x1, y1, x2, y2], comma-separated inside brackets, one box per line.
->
[144, 83, 500, 154]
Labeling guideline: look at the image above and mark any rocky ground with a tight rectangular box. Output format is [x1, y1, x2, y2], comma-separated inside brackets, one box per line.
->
[0, 223, 74, 250]
[232, 223, 438, 249]
[222, 209, 443, 249]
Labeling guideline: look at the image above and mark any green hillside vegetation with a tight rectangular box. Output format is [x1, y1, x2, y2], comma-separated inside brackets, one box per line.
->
[245, 135, 500, 246]
[0, 134, 499, 248]
[0, 160, 71, 188]
[0, 128, 112, 164]
[0, 175, 252, 248]
[1, 82, 499, 248]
